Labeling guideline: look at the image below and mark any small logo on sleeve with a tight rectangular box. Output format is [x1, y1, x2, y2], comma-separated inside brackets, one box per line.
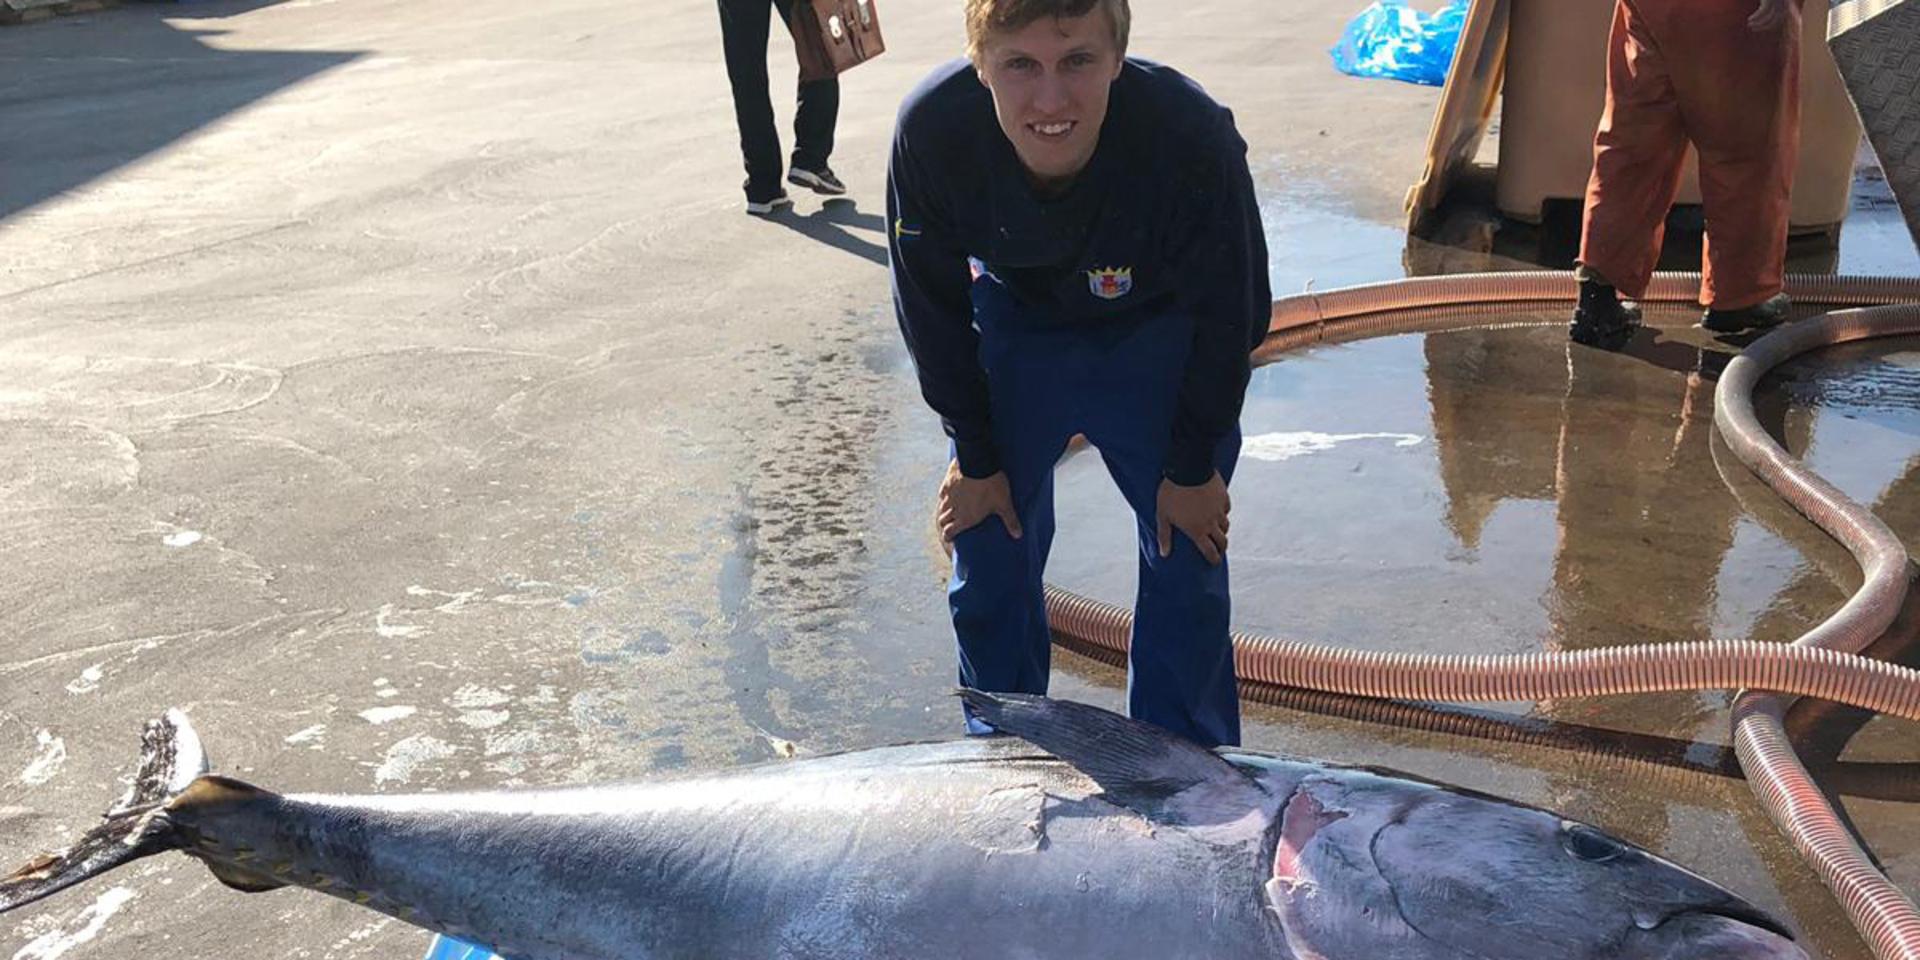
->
[1087, 266, 1133, 300]
[894, 218, 923, 239]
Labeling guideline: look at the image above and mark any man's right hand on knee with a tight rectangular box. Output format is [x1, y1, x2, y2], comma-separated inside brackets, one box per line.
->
[937, 461, 1023, 543]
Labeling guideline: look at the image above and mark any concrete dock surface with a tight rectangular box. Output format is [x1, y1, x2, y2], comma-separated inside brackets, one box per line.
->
[3, 1, 1918, 958]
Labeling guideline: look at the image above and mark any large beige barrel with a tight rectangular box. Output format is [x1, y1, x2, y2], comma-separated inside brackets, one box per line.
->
[1496, 0, 1861, 235]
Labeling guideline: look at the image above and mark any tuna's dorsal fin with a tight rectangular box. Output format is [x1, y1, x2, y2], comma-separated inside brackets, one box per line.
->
[958, 690, 1268, 826]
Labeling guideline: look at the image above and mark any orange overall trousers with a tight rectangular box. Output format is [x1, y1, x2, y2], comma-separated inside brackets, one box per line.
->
[1577, 0, 1803, 311]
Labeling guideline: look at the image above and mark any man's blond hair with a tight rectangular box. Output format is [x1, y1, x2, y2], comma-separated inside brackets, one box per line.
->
[964, 0, 1131, 65]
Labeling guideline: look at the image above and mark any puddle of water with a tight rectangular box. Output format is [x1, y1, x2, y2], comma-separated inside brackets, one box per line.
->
[1262, 187, 1410, 293]
[1829, 172, 1920, 277]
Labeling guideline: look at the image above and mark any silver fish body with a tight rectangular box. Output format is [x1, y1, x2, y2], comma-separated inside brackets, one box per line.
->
[3, 694, 1807, 960]
[202, 739, 1278, 959]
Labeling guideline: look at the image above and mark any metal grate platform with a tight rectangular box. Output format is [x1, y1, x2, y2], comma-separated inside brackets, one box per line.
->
[1831, 0, 1920, 249]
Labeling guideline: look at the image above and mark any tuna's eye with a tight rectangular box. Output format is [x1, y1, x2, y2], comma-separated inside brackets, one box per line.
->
[1562, 824, 1625, 863]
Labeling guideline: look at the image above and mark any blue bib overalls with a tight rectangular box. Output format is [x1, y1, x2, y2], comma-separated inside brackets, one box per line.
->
[950, 263, 1242, 748]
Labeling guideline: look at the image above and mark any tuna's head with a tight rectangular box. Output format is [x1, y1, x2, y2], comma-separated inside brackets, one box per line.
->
[1260, 771, 1807, 960]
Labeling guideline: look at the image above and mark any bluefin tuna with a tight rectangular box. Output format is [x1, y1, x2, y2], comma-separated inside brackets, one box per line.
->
[2, 691, 1806, 959]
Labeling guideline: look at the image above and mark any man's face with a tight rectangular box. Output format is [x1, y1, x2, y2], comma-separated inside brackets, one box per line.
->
[975, 9, 1124, 190]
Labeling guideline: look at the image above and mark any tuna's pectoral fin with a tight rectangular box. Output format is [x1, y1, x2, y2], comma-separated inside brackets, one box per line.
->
[957, 690, 1269, 825]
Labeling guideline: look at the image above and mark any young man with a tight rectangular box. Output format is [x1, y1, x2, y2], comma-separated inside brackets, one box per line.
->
[1570, 0, 1802, 348]
[887, 0, 1270, 747]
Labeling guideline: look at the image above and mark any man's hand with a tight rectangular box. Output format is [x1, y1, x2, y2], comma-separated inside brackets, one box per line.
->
[937, 461, 1022, 543]
[1748, 0, 1787, 31]
[1156, 472, 1230, 565]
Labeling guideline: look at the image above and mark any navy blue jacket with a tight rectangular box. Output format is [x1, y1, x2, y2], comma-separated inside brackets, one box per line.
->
[887, 57, 1270, 486]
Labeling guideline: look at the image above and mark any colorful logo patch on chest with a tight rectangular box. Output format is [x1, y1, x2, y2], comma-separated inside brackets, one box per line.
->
[1087, 266, 1133, 300]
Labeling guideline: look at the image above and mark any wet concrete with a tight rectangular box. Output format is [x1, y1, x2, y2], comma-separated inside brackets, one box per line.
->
[2, 0, 1919, 958]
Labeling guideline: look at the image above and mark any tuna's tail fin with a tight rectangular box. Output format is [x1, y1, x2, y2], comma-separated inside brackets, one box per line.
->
[1, 709, 209, 915]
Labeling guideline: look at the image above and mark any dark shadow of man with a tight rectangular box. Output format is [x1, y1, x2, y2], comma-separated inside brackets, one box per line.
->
[761, 198, 887, 266]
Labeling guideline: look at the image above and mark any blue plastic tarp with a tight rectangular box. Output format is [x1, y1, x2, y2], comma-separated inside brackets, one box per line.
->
[423, 936, 503, 960]
[1330, 0, 1468, 87]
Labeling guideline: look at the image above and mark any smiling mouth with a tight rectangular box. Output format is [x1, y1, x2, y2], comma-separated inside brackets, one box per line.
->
[1029, 121, 1075, 139]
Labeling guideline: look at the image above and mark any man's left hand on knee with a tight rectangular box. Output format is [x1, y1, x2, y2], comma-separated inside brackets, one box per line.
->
[1156, 472, 1230, 565]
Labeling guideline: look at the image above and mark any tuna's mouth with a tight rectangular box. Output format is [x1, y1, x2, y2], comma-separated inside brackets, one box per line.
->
[1663, 904, 1796, 942]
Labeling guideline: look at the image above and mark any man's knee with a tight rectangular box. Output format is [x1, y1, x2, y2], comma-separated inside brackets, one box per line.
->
[1142, 539, 1231, 596]
[951, 521, 1039, 602]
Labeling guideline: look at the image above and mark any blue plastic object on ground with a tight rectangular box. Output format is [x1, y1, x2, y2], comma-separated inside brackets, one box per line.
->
[1330, 0, 1468, 87]
[423, 936, 502, 960]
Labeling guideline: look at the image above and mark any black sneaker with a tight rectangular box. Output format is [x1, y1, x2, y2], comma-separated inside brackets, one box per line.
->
[745, 188, 792, 216]
[1702, 293, 1791, 334]
[1569, 279, 1643, 350]
[787, 165, 846, 196]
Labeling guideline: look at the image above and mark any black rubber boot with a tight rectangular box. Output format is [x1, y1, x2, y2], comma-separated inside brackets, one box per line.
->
[1702, 293, 1791, 334]
[1569, 279, 1643, 350]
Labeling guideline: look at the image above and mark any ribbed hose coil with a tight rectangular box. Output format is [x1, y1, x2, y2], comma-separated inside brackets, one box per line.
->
[1718, 305, 1920, 960]
[1048, 586, 1920, 719]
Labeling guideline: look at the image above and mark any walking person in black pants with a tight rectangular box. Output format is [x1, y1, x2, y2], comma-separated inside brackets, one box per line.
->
[718, 0, 847, 214]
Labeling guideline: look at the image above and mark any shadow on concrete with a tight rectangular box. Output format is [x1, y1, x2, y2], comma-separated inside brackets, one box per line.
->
[762, 197, 887, 266]
[0, 0, 360, 221]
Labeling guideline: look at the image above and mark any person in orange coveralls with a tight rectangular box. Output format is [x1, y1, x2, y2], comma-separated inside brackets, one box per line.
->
[1570, 0, 1802, 349]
